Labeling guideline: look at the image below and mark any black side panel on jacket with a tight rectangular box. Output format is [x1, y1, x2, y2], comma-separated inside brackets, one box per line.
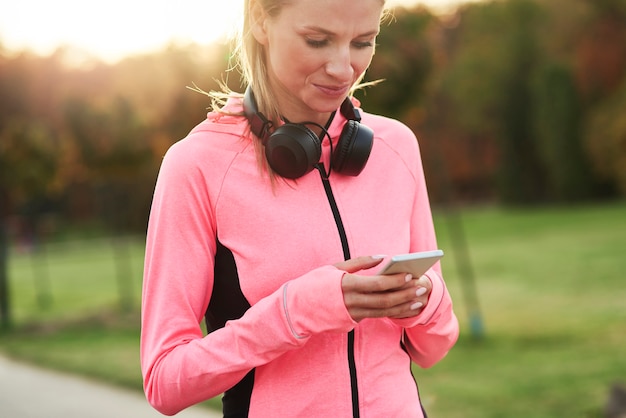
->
[206, 240, 254, 417]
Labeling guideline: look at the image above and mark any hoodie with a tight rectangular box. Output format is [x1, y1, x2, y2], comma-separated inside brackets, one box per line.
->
[140, 96, 459, 417]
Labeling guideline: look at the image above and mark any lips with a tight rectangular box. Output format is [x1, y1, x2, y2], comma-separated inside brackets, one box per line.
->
[316, 84, 350, 98]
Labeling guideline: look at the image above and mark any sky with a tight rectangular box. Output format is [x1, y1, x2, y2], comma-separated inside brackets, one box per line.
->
[0, 0, 478, 64]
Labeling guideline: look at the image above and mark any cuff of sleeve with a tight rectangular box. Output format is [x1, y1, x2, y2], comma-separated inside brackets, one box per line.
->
[283, 266, 357, 338]
[388, 270, 445, 328]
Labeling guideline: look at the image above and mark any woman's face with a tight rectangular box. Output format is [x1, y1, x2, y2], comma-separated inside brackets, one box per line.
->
[252, 0, 384, 124]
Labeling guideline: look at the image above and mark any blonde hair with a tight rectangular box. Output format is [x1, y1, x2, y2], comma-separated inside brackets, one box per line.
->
[204, 0, 289, 121]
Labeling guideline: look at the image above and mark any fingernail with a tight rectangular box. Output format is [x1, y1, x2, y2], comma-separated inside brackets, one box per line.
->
[372, 254, 387, 260]
[405, 274, 413, 282]
[411, 302, 423, 310]
[416, 287, 427, 297]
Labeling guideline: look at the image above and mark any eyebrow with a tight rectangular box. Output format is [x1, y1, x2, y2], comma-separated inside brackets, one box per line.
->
[302, 26, 379, 38]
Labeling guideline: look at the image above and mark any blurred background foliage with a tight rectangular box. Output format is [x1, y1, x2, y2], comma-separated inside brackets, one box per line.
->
[1, 0, 625, 242]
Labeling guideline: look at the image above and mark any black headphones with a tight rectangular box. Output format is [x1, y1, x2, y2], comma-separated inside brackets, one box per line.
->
[243, 86, 374, 179]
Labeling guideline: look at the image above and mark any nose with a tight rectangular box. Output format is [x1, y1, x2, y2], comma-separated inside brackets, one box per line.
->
[325, 45, 354, 82]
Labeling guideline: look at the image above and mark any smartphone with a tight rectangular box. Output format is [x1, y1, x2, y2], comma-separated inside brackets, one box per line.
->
[377, 249, 444, 277]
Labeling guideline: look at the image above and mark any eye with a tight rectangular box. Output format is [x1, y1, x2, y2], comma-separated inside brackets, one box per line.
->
[353, 40, 374, 49]
[306, 38, 328, 48]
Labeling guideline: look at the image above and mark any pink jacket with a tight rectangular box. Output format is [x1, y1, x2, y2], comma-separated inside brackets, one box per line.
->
[141, 97, 459, 417]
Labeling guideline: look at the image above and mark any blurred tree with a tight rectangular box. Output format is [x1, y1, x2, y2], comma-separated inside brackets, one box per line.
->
[427, 3, 510, 202]
[63, 95, 153, 310]
[532, 63, 594, 201]
[0, 53, 61, 218]
[0, 186, 9, 329]
[493, 0, 545, 204]
[574, 0, 626, 196]
[359, 6, 436, 118]
[0, 121, 59, 208]
[62, 95, 153, 232]
[0, 118, 59, 327]
[585, 82, 626, 195]
[575, 4, 626, 103]
[437, 3, 510, 138]
[431, 0, 545, 204]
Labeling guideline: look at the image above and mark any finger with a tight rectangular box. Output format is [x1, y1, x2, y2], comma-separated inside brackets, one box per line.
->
[383, 290, 430, 319]
[387, 303, 425, 319]
[350, 298, 425, 320]
[414, 274, 433, 294]
[343, 272, 412, 293]
[334, 255, 385, 274]
[343, 281, 430, 322]
[344, 277, 418, 309]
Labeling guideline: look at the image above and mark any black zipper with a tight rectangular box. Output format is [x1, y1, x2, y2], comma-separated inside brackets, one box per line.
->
[316, 163, 360, 418]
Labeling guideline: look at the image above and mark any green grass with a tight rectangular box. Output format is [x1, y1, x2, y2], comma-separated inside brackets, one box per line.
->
[1, 202, 625, 417]
[0, 311, 142, 386]
[417, 202, 626, 417]
[0, 237, 147, 387]
[3, 236, 144, 323]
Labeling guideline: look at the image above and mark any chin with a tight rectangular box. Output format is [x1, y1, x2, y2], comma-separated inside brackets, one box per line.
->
[310, 97, 347, 113]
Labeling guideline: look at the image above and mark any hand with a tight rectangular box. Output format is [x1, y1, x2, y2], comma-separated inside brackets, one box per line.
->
[336, 256, 432, 322]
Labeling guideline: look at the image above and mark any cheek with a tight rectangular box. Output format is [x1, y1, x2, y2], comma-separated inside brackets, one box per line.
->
[269, 42, 322, 79]
[354, 52, 374, 75]
[346, 50, 375, 83]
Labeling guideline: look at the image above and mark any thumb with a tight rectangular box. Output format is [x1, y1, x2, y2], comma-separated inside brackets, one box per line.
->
[334, 255, 386, 273]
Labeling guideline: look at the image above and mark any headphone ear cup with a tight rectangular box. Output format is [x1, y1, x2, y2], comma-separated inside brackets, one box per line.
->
[265, 124, 322, 179]
[332, 120, 374, 176]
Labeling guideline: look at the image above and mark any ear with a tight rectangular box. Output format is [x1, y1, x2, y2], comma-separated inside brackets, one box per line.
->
[249, 0, 269, 45]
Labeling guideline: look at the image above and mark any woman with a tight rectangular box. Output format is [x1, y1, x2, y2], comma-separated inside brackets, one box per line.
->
[140, 0, 459, 417]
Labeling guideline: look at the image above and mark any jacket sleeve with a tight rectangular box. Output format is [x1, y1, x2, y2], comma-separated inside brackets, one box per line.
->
[387, 131, 459, 368]
[140, 140, 357, 416]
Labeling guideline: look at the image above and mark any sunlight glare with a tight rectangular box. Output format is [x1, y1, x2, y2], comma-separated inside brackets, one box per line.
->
[0, 0, 243, 63]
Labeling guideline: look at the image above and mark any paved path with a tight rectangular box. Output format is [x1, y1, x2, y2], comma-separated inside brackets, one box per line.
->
[0, 355, 221, 418]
